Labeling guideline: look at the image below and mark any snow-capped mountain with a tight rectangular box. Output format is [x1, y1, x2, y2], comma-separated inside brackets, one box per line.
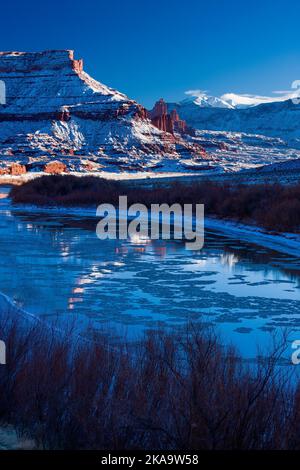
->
[219, 93, 277, 108]
[178, 93, 234, 109]
[0, 50, 205, 172]
[179, 90, 297, 110]
[167, 97, 300, 144]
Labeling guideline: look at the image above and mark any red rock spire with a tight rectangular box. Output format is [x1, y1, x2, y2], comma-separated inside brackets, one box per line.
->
[149, 98, 188, 135]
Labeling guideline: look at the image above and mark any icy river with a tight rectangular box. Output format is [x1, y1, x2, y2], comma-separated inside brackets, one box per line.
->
[0, 185, 300, 358]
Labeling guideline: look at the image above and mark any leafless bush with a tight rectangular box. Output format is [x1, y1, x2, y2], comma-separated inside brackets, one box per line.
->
[10, 176, 300, 232]
[0, 308, 299, 450]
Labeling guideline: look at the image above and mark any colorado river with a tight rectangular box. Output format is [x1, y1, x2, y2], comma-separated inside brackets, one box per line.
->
[0, 185, 300, 358]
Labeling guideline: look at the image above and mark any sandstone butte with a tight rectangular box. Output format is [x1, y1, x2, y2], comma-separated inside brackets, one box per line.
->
[0, 50, 206, 173]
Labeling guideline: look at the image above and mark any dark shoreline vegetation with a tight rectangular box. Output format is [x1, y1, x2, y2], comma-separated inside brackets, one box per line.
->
[10, 175, 300, 232]
[0, 305, 300, 450]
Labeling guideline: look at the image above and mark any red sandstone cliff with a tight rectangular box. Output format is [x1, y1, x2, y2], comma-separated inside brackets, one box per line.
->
[0, 50, 207, 172]
[149, 98, 190, 136]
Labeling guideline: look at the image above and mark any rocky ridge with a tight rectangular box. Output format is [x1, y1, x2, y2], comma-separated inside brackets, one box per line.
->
[0, 50, 206, 173]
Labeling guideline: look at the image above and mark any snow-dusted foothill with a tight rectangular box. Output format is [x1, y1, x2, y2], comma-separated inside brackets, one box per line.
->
[167, 94, 300, 144]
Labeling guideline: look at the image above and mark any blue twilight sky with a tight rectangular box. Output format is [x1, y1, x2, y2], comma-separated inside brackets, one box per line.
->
[1, 0, 300, 107]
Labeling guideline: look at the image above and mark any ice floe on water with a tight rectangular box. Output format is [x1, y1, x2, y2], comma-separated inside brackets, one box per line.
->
[0, 186, 299, 358]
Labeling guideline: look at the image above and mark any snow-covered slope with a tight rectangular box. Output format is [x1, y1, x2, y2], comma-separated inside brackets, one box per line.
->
[167, 98, 300, 144]
[181, 129, 300, 173]
[0, 50, 205, 172]
[254, 157, 300, 173]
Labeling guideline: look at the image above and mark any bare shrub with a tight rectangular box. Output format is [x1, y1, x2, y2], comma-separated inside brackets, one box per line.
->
[10, 176, 300, 232]
[0, 306, 298, 450]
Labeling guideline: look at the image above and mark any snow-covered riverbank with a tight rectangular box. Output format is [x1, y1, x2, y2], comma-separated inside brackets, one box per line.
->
[2, 165, 300, 187]
[205, 217, 300, 257]
[0, 170, 208, 186]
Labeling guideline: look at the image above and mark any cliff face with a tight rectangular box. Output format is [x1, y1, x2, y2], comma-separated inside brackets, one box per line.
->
[0, 50, 205, 172]
[0, 50, 127, 117]
[149, 98, 191, 135]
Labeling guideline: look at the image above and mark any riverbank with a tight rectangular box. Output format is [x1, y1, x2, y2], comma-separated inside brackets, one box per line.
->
[2, 164, 300, 186]
[2, 187, 299, 258]
[8, 175, 300, 255]
[0, 181, 299, 449]
[4, 198, 300, 257]
[205, 217, 300, 257]
[0, 170, 211, 186]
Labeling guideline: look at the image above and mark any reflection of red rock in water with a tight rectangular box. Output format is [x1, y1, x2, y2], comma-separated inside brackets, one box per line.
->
[153, 244, 167, 258]
[72, 287, 84, 294]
